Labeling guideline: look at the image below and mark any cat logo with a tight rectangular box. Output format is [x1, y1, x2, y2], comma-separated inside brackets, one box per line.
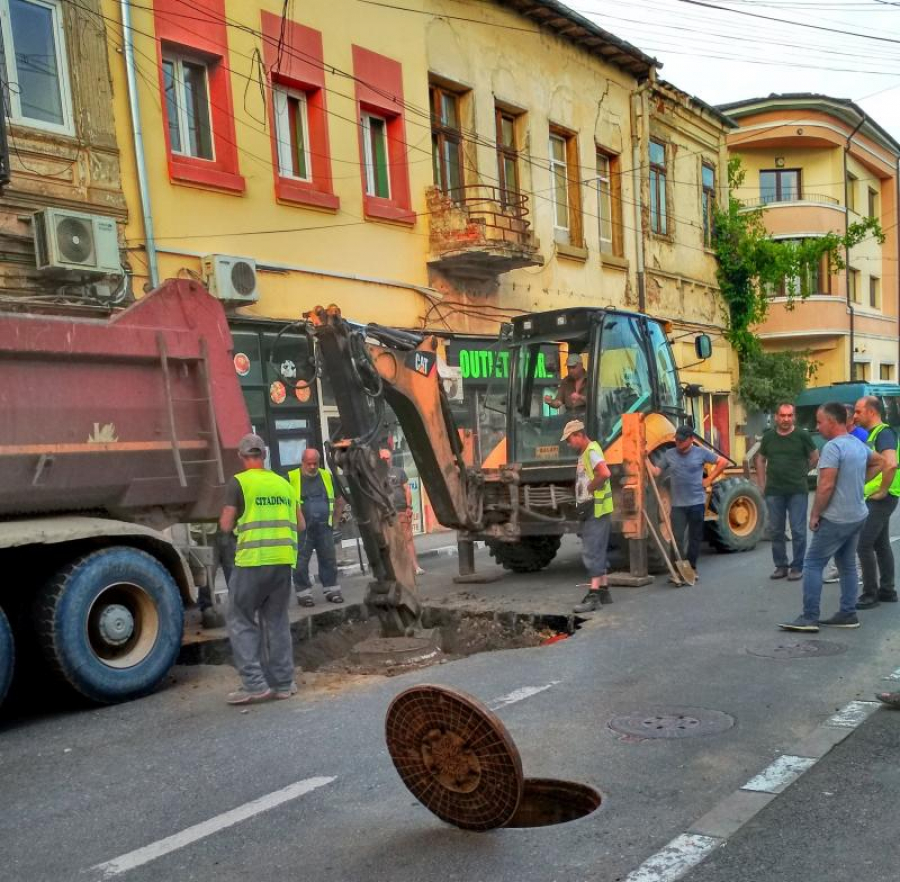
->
[406, 350, 436, 378]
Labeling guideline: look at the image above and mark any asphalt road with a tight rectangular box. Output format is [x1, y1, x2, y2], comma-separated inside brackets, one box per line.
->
[2, 529, 899, 882]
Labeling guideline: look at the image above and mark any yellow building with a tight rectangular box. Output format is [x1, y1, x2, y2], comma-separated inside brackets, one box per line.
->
[722, 94, 900, 386]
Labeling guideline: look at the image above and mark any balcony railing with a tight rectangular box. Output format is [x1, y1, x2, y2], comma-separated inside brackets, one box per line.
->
[426, 184, 543, 281]
[740, 193, 841, 209]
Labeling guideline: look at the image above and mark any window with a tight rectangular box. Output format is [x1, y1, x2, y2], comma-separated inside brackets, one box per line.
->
[846, 172, 858, 213]
[701, 163, 716, 248]
[759, 169, 801, 204]
[870, 275, 881, 310]
[848, 267, 861, 304]
[881, 364, 894, 382]
[0, 0, 73, 134]
[597, 151, 613, 254]
[431, 85, 464, 198]
[597, 314, 653, 442]
[853, 362, 869, 382]
[649, 139, 668, 235]
[868, 186, 879, 220]
[162, 54, 213, 160]
[361, 112, 390, 198]
[549, 128, 582, 247]
[273, 86, 310, 181]
[496, 108, 519, 207]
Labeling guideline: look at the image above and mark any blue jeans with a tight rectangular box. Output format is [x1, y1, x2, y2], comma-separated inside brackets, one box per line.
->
[802, 516, 866, 620]
[766, 493, 808, 570]
[293, 520, 338, 591]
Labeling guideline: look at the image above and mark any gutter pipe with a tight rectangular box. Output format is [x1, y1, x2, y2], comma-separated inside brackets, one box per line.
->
[845, 113, 866, 379]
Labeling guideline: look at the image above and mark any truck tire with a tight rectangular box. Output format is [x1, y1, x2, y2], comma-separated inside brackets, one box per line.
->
[487, 536, 561, 573]
[34, 548, 183, 704]
[707, 477, 766, 553]
[0, 607, 14, 708]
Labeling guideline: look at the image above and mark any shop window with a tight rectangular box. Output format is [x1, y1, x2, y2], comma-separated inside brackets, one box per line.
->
[431, 85, 464, 199]
[702, 162, 716, 248]
[649, 139, 668, 235]
[0, 0, 73, 135]
[353, 45, 413, 224]
[550, 127, 582, 247]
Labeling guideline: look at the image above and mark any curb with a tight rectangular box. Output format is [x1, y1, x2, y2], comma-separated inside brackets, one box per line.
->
[337, 540, 486, 577]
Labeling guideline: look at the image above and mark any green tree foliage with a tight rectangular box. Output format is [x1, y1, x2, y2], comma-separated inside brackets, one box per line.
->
[736, 349, 818, 415]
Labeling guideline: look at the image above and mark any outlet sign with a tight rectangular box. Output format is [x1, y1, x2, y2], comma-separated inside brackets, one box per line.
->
[445, 341, 559, 384]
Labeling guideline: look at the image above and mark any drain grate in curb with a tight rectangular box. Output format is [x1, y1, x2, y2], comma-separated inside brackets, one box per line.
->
[747, 640, 846, 659]
[609, 707, 734, 739]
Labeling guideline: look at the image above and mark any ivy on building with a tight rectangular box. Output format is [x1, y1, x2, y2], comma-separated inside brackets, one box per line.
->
[713, 158, 884, 409]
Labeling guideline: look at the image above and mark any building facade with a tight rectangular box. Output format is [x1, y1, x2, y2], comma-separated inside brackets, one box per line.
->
[721, 94, 900, 386]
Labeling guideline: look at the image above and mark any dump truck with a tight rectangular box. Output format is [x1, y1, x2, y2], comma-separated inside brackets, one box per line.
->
[0, 280, 248, 709]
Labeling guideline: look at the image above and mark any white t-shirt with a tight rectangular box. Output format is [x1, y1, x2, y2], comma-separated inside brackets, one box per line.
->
[576, 448, 605, 504]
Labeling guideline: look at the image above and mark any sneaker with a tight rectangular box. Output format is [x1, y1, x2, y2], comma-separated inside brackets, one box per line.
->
[877, 590, 898, 602]
[415, 566, 425, 576]
[875, 691, 900, 708]
[787, 569, 802, 581]
[823, 565, 840, 584]
[274, 683, 299, 700]
[856, 593, 880, 610]
[770, 567, 788, 580]
[226, 688, 273, 705]
[297, 591, 315, 608]
[324, 589, 344, 604]
[778, 616, 819, 632]
[818, 612, 860, 628]
[574, 591, 601, 613]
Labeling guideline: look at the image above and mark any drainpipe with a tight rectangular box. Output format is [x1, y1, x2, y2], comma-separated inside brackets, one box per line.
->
[845, 113, 865, 380]
[121, 0, 159, 288]
[896, 168, 899, 374]
[630, 77, 653, 313]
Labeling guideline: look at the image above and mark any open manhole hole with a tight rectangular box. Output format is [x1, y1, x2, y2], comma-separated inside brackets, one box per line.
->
[608, 706, 735, 739]
[747, 640, 847, 659]
[385, 684, 601, 830]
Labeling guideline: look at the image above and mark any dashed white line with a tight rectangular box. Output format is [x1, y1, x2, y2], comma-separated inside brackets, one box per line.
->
[488, 681, 560, 710]
[741, 755, 816, 793]
[825, 700, 880, 729]
[90, 776, 335, 879]
[623, 833, 722, 882]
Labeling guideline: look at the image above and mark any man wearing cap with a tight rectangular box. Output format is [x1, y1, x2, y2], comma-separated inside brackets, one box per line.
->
[649, 425, 728, 576]
[562, 419, 614, 613]
[545, 353, 587, 411]
[219, 433, 303, 705]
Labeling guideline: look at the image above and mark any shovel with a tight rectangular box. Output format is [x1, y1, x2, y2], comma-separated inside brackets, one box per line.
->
[642, 508, 685, 586]
[645, 460, 697, 586]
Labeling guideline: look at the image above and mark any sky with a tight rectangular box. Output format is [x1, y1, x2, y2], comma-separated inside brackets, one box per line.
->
[577, 0, 900, 141]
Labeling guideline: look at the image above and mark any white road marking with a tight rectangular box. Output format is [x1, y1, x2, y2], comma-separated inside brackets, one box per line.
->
[623, 833, 722, 882]
[825, 700, 880, 729]
[741, 755, 816, 793]
[488, 681, 560, 710]
[90, 776, 335, 879]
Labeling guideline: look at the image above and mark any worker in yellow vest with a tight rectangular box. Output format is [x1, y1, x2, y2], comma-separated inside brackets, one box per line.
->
[853, 396, 900, 608]
[288, 448, 345, 606]
[561, 420, 615, 613]
[219, 433, 302, 705]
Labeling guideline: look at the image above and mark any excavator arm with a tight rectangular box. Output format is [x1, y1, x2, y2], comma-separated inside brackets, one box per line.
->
[303, 305, 484, 636]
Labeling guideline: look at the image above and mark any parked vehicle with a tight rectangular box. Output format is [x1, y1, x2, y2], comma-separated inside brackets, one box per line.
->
[795, 382, 900, 449]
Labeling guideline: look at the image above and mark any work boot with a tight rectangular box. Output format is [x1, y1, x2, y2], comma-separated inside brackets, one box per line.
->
[787, 569, 802, 581]
[856, 593, 880, 610]
[877, 590, 898, 602]
[573, 591, 602, 613]
[598, 587, 613, 605]
[770, 567, 788, 580]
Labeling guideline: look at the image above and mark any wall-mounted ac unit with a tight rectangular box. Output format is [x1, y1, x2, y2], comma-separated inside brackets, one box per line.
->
[32, 209, 121, 276]
[202, 254, 259, 304]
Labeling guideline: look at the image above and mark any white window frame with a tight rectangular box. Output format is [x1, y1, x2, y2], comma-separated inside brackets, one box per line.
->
[596, 151, 612, 254]
[273, 84, 311, 182]
[361, 111, 390, 199]
[549, 133, 569, 235]
[0, 0, 74, 136]
[162, 51, 215, 161]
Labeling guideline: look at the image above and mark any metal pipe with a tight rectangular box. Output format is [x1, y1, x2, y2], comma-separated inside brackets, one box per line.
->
[630, 79, 652, 313]
[844, 113, 866, 379]
[121, 0, 159, 288]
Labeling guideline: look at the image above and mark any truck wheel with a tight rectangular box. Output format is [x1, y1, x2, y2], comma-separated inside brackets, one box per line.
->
[34, 548, 183, 704]
[487, 536, 561, 573]
[707, 477, 766, 553]
[0, 607, 14, 708]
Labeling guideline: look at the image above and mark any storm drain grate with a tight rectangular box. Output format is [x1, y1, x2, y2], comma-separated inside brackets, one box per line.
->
[747, 640, 847, 659]
[608, 706, 735, 739]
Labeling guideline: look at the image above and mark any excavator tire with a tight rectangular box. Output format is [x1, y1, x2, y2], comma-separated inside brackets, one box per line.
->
[0, 606, 14, 709]
[487, 536, 562, 573]
[707, 477, 766, 553]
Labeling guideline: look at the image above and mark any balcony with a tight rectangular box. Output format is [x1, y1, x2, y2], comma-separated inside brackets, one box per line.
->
[740, 193, 841, 210]
[426, 185, 543, 282]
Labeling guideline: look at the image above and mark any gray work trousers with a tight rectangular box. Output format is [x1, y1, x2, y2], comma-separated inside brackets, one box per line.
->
[227, 564, 295, 693]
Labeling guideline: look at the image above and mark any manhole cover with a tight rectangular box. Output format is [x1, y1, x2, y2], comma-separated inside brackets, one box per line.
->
[385, 685, 523, 830]
[608, 706, 735, 739]
[747, 640, 847, 659]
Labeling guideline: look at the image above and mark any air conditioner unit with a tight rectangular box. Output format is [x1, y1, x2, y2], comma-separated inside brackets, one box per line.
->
[202, 254, 259, 304]
[32, 209, 121, 276]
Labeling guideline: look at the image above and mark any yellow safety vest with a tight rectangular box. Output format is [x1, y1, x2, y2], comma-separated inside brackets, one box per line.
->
[864, 423, 900, 499]
[287, 467, 335, 527]
[234, 469, 298, 567]
[582, 441, 614, 518]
